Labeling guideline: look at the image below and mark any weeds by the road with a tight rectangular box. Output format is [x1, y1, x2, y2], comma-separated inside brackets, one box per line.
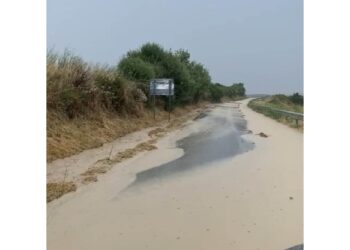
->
[47, 182, 77, 202]
[80, 139, 158, 184]
[47, 103, 201, 162]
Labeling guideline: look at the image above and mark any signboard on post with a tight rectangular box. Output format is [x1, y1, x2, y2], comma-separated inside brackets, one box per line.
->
[149, 79, 175, 121]
[149, 79, 174, 96]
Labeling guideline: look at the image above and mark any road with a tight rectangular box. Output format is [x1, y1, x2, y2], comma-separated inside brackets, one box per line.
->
[47, 99, 303, 250]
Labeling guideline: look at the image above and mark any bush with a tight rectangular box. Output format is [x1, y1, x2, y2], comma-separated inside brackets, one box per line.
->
[95, 72, 144, 115]
[289, 92, 303, 105]
[209, 84, 224, 102]
[47, 50, 97, 118]
[118, 57, 155, 80]
[47, 51, 146, 118]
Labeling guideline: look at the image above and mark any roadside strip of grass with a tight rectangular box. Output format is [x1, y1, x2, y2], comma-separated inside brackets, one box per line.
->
[248, 96, 303, 130]
[47, 102, 209, 162]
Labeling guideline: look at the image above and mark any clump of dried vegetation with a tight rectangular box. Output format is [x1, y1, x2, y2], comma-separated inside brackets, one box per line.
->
[80, 140, 158, 184]
[47, 182, 77, 202]
[148, 127, 166, 138]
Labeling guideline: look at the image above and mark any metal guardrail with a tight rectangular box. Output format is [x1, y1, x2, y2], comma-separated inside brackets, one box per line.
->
[266, 107, 303, 119]
[249, 103, 303, 127]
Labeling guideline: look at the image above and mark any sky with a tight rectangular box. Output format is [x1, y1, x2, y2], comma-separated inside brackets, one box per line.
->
[47, 0, 303, 95]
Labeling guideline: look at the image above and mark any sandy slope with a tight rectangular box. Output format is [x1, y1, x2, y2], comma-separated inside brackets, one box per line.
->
[47, 99, 303, 250]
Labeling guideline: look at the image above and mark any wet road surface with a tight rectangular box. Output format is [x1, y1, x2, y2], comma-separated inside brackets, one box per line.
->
[126, 104, 255, 190]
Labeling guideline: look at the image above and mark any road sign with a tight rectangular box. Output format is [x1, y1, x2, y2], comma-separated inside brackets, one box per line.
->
[149, 79, 174, 121]
[149, 79, 174, 96]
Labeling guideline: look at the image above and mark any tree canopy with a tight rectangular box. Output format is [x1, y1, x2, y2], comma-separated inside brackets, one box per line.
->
[118, 43, 246, 104]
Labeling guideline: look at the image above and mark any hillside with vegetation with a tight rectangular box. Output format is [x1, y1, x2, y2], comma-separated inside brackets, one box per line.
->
[47, 43, 246, 161]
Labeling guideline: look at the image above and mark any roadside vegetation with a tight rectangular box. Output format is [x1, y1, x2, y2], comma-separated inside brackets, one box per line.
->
[117, 43, 245, 103]
[47, 43, 246, 162]
[248, 93, 304, 129]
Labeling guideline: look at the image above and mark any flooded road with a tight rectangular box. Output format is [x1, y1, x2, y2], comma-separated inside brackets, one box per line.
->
[127, 104, 255, 189]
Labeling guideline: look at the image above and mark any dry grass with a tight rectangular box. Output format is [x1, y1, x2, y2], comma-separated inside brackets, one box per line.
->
[80, 140, 158, 184]
[47, 182, 77, 202]
[81, 160, 111, 176]
[48, 103, 206, 162]
[148, 127, 166, 138]
[111, 140, 158, 162]
[81, 176, 98, 184]
[109, 140, 158, 163]
[47, 109, 163, 162]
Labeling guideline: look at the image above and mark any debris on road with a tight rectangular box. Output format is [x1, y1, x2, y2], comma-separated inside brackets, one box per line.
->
[257, 132, 268, 138]
[193, 112, 207, 120]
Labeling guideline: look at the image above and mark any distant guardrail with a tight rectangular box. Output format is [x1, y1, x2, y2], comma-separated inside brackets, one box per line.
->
[249, 103, 303, 127]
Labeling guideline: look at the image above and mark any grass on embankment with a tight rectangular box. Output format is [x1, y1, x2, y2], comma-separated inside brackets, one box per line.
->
[248, 94, 304, 130]
[47, 103, 206, 162]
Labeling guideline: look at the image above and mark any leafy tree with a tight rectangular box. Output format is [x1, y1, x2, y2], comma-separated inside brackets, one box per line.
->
[175, 49, 190, 64]
[139, 43, 167, 64]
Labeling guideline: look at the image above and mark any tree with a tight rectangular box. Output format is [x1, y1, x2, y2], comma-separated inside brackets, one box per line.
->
[175, 49, 190, 64]
[289, 92, 303, 105]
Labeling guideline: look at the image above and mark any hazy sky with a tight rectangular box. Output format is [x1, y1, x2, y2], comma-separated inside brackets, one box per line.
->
[47, 0, 303, 94]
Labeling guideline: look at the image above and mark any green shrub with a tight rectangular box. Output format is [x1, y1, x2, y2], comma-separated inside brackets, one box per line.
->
[118, 57, 155, 80]
[139, 43, 167, 64]
[289, 92, 303, 105]
[209, 84, 224, 102]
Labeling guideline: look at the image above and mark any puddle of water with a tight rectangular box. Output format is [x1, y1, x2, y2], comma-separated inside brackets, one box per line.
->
[124, 106, 255, 190]
[285, 244, 303, 250]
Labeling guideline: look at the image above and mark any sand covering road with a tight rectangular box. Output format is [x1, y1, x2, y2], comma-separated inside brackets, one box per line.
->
[47, 99, 303, 250]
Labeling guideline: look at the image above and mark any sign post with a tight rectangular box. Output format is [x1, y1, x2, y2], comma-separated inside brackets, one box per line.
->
[149, 79, 175, 121]
[168, 82, 171, 121]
